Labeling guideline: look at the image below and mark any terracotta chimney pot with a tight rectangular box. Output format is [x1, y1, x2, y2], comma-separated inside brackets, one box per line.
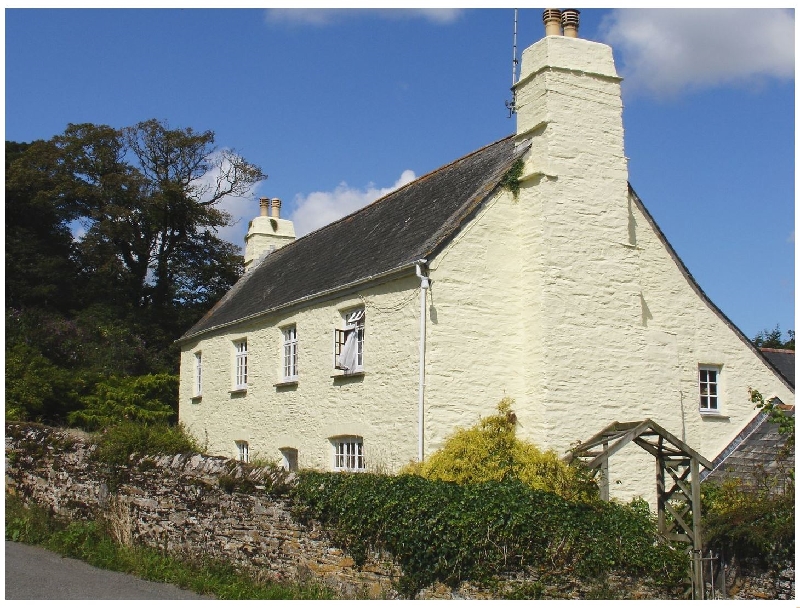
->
[271, 198, 282, 219]
[259, 197, 269, 217]
[561, 9, 580, 38]
[543, 9, 562, 37]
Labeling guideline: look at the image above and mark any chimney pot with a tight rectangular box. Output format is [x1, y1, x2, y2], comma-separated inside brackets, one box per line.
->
[271, 198, 282, 219]
[259, 197, 269, 217]
[542, 9, 563, 37]
[561, 9, 580, 38]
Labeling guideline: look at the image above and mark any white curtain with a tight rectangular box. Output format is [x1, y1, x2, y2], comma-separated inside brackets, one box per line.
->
[339, 331, 358, 372]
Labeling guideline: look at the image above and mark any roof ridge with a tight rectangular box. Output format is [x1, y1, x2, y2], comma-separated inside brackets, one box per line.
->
[759, 347, 795, 354]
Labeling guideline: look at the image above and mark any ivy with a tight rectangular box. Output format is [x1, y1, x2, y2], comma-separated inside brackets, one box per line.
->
[292, 473, 687, 597]
[500, 158, 525, 199]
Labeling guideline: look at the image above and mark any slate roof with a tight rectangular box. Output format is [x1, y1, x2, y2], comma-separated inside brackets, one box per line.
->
[760, 348, 795, 388]
[702, 407, 794, 495]
[181, 135, 525, 341]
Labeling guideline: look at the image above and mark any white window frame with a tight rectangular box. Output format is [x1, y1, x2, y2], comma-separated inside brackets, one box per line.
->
[234, 339, 248, 390]
[282, 325, 298, 381]
[332, 436, 365, 472]
[235, 440, 249, 463]
[334, 309, 365, 373]
[194, 351, 203, 397]
[699, 365, 721, 412]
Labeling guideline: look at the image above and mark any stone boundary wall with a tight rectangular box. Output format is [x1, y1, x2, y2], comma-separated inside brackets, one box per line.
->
[4, 423, 793, 600]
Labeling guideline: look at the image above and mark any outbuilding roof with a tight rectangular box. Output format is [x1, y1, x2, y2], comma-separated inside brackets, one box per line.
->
[760, 348, 795, 388]
[181, 135, 524, 341]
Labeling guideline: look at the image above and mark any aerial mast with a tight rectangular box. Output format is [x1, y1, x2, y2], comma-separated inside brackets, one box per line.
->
[505, 8, 519, 117]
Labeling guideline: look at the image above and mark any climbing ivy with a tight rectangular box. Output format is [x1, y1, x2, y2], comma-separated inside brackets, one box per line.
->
[292, 472, 687, 597]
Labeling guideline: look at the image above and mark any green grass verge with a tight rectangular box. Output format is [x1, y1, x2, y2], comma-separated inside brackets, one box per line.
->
[5, 494, 335, 600]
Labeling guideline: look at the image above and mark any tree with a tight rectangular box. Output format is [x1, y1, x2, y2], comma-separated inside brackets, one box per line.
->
[5, 120, 263, 423]
[753, 325, 794, 350]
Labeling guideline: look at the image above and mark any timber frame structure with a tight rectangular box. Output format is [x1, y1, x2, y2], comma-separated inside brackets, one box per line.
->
[565, 419, 714, 600]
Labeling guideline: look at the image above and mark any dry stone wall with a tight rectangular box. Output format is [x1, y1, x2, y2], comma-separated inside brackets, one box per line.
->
[5, 423, 793, 600]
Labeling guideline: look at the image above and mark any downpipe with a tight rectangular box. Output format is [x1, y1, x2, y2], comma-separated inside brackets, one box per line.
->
[415, 260, 430, 463]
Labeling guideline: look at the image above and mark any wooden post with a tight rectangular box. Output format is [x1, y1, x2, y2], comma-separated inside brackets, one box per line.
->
[691, 456, 703, 599]
[600, 440, 609, 501]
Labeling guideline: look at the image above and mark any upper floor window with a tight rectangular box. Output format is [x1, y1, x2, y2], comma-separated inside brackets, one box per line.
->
[283, 326, 298, 380]
[332, 436, 365, 472]
[699, 366, 720, 412]
[335, 309, 365, 373]
[194, 351, 202, 397]
[235, 339, 248, 389]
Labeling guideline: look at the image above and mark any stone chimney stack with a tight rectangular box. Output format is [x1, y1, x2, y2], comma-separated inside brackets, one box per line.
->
[243, 196, 296, 272]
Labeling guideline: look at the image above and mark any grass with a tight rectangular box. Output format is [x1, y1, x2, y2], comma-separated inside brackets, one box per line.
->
[5, 493, 336, 600]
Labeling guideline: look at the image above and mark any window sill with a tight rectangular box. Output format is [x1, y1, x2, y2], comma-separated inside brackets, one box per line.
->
[331, 371, 366, 379]
[274, 379, 298, 388]
[230, 388, 248, 395]
[700, 410, 729, 419]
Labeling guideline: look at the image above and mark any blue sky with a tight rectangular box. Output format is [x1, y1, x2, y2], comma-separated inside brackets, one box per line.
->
[4, 8, 795, 341]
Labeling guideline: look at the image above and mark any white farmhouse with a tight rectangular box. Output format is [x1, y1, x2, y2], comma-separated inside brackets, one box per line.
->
[178, 12, 793, 502]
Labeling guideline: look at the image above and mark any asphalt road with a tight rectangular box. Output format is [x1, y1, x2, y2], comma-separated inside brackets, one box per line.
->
[5, 541, 212, 600]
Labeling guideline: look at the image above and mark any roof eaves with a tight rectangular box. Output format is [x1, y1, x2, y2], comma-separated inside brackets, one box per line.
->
[177, 260, 419, 344]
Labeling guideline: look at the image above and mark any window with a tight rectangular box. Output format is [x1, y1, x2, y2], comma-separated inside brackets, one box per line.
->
[332, 436, 365, 471]
[283, 326, 298, 380]
[699, 366, 720, 411]
[280, 447, 298, 472]
[234, 339, 248, 389]
[235, 440, 249, 463]
[334, 309, 365, 373]
[194, 352, 202, 397]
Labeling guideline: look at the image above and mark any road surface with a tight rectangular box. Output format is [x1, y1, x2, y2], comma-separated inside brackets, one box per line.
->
[5, 541, 212, 600]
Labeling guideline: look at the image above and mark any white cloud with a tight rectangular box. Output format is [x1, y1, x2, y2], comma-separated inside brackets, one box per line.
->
[265, 8, 463, 27]
[290, 170, 416, 237]
[599, 9, 794, 97]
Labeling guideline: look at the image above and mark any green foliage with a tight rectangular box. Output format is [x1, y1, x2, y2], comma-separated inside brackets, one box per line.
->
[5, 493, 334, 599]
[403, 398, 598, 502]
[702, 479, 794, 566]
[92, 420, 200, 469]
[499, 158, 524, 199]
[6, 120, 259, 424]
[753, 325, 794, 350]
[292, 472, 687, 597]
[68, 373, 178, 431]
[749, 387, 795, 437]
[5, 342, 77, 422]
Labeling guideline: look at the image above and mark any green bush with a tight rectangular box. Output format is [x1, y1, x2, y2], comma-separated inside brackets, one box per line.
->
[292, 472, 687, 597]
[68, 373, 178, 431]
[93, 420, 200, 469]
[702, 478, 794, 566]
[402, 398, 598, 502]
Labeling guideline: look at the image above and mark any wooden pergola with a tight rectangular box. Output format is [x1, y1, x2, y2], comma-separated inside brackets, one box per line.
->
[565, 419, 713, 600]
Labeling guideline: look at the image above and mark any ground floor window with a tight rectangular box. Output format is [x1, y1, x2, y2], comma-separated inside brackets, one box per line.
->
[332, 436, 364, 471]
[280, 447, 298, 472]
[235, 440, 249, 463]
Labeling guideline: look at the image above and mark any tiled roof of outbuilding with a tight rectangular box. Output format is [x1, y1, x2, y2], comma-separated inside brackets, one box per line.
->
[702, 407, 794, 495]
[181, 135, 524, 341]
[760, 348, 795, 388]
